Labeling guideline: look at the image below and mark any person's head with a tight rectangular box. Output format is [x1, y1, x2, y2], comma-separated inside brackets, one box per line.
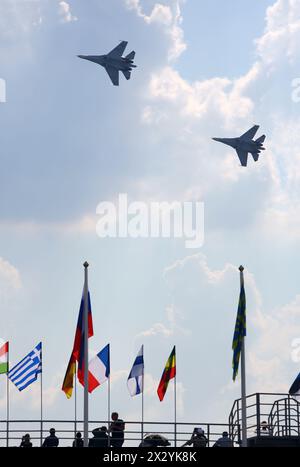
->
[50, 428, 56, 435]
[111, 412, 119, 421]
[24, 434, 30, 440]
[76, 432, 82, 439]
[100, 426, 107, 433]
[194, 428, 204, 437]
[222, 431, 229, 438]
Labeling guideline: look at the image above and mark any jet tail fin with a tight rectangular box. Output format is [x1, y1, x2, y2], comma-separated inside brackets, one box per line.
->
[256, 135, 266, 144]
[122, 70, 131, 80]
[125, 51, 135, 61]
[252, 153, 259, 162]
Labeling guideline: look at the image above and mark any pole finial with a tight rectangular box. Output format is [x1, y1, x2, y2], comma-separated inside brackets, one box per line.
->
[83, 261, 89, 269]
[239, 265, 244, 272]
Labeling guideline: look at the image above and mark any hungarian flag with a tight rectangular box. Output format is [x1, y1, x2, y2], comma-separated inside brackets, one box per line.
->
[62, 353, 76, 399]
[157, 346, 176, 401]
[0, 341, 8, 374]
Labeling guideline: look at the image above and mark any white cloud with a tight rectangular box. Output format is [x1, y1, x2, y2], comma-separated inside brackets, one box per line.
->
[0, 257, 22, 297]
[58, 1, 77, 24]
[125, 0, 186, 60]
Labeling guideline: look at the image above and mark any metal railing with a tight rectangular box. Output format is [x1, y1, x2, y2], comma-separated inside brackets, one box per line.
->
[229, 392, 300, 444]
[269, 397, 300, 437]
[0, 419, 232, 447]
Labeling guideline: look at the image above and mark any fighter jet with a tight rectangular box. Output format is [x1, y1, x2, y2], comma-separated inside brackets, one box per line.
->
[78, 41, 136, 86]
[212, 125, 266, 167]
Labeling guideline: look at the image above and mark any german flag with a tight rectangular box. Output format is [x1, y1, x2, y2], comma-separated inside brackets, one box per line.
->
[157, 346, 176, 401]
[62, 353, 76, 399]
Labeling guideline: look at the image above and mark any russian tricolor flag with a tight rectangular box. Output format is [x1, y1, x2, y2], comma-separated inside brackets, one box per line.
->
[88, 344, 110, 393]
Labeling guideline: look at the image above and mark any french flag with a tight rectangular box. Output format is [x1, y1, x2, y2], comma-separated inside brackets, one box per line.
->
[88, 344, 110, 393]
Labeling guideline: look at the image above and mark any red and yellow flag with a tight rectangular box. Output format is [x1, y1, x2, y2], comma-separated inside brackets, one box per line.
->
[62, 354, 76, 399]
[157, 346, 176, 401]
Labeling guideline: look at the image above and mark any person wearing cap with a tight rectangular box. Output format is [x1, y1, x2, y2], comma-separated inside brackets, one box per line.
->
[213, 431, 234, 447]
[89, 427, 109, 448]
[42, 428, 59, 447]
[182, 428, 208, 448]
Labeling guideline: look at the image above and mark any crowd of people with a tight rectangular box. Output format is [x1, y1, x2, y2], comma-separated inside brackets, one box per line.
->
[19, 412, 125, 448]
[19, 412, 235, 448]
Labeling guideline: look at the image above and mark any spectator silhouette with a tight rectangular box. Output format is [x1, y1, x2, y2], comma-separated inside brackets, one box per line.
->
[42, 428, 59, 447]
[72, 431, 84, 448]
[182, 428, 208, 448]
[213, 431, 234, 447]
[109, 412, 125, 447]
[89, 427, 109, 447]
[20, 433, 32, 448]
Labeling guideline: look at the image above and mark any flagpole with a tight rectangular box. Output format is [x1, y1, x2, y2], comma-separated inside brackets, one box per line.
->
[6, 343, 9, 448]
[108, 372, 111, 447]
[141, 349, 144, 443]
[239, 266, 247, 447]
[83, 261, 89, 447]
[174, 346, 177, 448]
[75, 360, 77, 437]
[40, 343, 43, 447]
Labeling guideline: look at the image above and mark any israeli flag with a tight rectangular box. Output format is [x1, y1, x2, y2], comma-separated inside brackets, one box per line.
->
[9, 342, 42, 391]
[289, 372, 300, 396]
[127, 345, 144, 396]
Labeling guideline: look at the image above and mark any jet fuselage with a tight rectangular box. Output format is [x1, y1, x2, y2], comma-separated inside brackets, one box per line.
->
[77, 55, 136, 71]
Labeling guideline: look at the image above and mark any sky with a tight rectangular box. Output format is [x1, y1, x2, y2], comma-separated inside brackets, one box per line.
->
[1, 0, 300, 445]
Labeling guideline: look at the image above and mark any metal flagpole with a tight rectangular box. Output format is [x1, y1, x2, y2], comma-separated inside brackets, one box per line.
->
[40, 344, 43, 447]
[141, 349, 144, 443]
[108, 372, 111, 447]
[75, 360, 77, 437]
[83, 261, 89, 447]
[174, 346, 177, 448]
[239, 266, 247, 447]
[6, 342, 9, 448]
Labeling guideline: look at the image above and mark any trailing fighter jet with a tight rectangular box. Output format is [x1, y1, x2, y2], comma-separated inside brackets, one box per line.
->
[212, 125, 266, 167]
[78, 41, 136, 86]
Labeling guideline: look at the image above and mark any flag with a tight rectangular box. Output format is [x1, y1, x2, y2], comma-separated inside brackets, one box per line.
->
[289, 372, 300, 396]
[232, 282, 246, 381]
[73, 290, 94, 387]
[8, 342, 42, 391]
[88, 344, 110, 393]
[157, 346, 176, 402]
[62, 353, 76, 399]
[127, 345, 144, 397]
[0, 341, 8, 374]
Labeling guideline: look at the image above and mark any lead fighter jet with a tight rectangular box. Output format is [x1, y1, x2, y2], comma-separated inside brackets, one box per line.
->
[212, 125, 266, 167]
[78, 41, 136, 86]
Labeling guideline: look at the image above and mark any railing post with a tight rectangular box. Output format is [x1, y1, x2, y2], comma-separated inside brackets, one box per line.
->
[6, 419, 9, 447]
[207, 424, 210, 447]
[256, 393, 261, 437]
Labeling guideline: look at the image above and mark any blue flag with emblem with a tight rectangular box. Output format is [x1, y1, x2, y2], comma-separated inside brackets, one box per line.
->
[8, 342, 42, 391]
[127, 345, 144, 396]
[232, 282, 246, 381]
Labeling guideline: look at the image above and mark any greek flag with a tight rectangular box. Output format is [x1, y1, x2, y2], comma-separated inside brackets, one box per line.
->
[8, 342, 42, 391]
[127, 345, 144, 396]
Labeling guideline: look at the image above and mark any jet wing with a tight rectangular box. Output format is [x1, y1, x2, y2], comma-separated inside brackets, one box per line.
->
[241, 125, 259, 140]
[236, 149, 248, 167]
[105, 66, 119, 86]
[107, 41, 128, 58]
